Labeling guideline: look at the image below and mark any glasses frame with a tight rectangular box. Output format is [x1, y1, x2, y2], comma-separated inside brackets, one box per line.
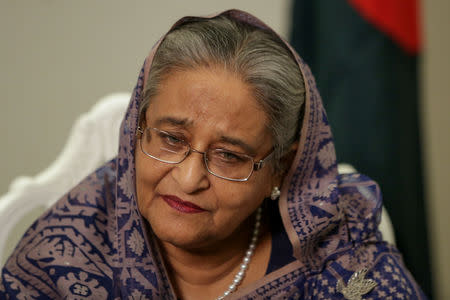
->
[136, 126, 274, 182]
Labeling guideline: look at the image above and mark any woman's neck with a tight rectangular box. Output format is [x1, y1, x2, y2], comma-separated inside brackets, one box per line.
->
[159, 217, 271, 300]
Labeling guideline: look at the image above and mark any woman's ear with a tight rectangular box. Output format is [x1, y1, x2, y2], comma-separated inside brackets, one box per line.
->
[282, 142, 298, 172]
[288, 142, 298, 156]
[273, 142, 299, 188]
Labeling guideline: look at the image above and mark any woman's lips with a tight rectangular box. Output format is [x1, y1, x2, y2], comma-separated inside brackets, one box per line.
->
[162, 195, 206, 213]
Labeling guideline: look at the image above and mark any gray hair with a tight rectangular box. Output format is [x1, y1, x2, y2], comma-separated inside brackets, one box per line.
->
[140, 16, 305, 173]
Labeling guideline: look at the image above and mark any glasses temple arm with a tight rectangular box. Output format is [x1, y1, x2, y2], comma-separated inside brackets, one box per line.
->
[253, 150, 275, 171]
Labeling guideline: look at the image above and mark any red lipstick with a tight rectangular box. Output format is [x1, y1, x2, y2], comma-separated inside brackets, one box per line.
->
[162, 195, 206, 213]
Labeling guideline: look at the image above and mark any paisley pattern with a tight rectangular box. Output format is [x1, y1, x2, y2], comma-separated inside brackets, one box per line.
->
[1, 9, 427, 300]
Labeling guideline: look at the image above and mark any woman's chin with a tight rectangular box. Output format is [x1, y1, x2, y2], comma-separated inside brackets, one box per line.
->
[154, 227, 215, 251]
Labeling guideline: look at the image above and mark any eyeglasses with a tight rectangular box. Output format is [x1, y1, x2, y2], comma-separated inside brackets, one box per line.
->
[136, 127, 274, 182]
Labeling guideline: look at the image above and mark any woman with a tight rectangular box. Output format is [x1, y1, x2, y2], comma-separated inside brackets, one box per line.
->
[0, 10, 426, 299]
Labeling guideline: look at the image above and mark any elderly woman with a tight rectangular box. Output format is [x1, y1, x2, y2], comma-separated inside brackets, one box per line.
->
[1, 10, 426, 300]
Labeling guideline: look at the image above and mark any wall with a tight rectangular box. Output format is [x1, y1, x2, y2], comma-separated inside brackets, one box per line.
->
[422, 0, 450, 298]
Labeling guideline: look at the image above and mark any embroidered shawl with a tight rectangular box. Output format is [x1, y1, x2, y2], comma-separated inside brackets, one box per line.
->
[0, 9, 426, 300]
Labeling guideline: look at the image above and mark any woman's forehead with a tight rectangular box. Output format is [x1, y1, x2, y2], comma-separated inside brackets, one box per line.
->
[144, 68, 272, 149]
[147, 68, 267, 120]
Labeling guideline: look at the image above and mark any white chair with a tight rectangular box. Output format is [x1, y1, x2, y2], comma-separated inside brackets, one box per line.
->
[0, 93, 131, 266]
[0, 96, 395, 267]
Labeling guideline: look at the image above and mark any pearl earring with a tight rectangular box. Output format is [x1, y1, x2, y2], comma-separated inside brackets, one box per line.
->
[270, 186, 280, 200]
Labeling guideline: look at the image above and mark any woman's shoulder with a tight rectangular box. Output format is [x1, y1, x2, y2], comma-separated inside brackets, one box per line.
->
[336, 172, 384, 243]
[243, 243, 428, 299]
[306, 242, 429, 299]
[308, 174, 428, 298]
[37, 158, 118, 237]
[255, 173, 427, 299]
[0, 159, 118, 299]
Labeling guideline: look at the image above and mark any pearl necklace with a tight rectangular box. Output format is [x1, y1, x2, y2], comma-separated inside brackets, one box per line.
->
[216, 207, 262, 300]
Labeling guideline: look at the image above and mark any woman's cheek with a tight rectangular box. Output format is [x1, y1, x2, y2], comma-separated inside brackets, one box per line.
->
[136, 158, 171, 213]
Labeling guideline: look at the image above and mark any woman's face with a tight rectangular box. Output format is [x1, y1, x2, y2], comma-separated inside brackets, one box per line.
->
[135, 67, 278, 250]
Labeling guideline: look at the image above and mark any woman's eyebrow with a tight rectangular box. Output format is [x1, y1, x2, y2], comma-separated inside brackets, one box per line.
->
[153, 117, 256, 154]
[154, 116, 193, 127]
[218, 135, 256, 155]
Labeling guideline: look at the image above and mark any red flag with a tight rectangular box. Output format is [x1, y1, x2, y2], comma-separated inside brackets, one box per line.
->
[348, 0, 421, 54]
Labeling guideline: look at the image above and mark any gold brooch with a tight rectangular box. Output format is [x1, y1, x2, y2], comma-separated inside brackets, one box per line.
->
[336, 268, 377, 300]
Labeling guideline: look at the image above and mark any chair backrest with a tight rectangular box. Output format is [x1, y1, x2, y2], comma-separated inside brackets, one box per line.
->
[0, 93, 130, 266]
[0, 97, 395, 267]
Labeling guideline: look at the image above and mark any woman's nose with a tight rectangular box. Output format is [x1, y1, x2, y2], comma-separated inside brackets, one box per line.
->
[170, 151, 210, 194]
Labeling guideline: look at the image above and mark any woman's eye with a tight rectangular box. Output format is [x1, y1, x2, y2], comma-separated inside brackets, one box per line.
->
[215, 150, 245, 162]
[160, 132, 183, 145]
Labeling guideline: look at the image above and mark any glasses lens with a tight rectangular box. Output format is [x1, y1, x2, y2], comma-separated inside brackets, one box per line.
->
[139, 128, 255, 181]
[141, 128, 188, 163]
[206, 149, 253, 180]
